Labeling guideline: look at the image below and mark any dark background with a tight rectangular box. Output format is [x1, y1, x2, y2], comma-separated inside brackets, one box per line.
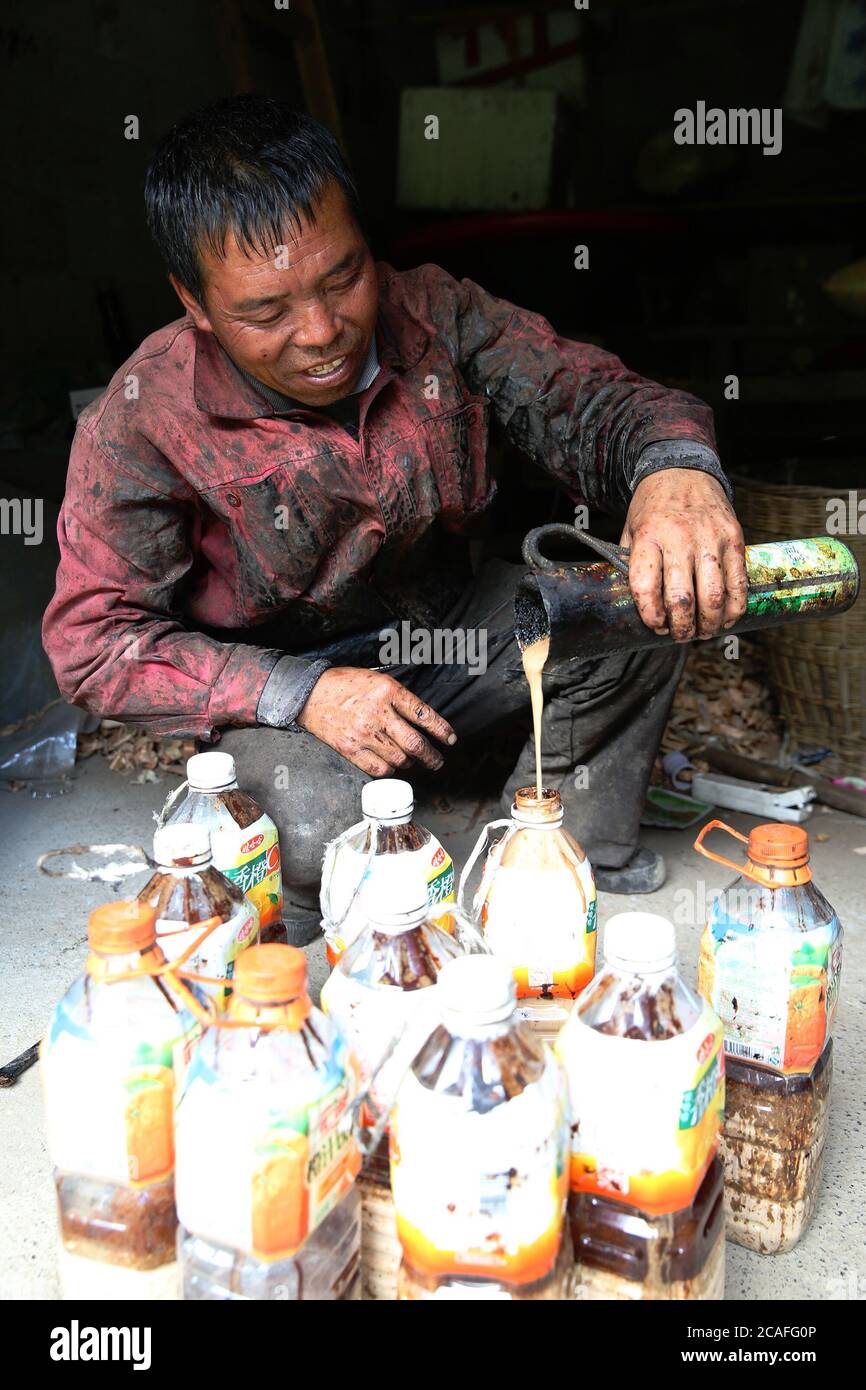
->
[1, 0, 865, 719]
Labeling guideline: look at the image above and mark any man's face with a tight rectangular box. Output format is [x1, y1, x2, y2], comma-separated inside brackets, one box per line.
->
[173, 181, 378, 406]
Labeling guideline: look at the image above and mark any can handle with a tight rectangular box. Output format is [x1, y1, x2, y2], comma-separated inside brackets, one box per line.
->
[522, 524, 631, 577]
[693, 818, 760, 882]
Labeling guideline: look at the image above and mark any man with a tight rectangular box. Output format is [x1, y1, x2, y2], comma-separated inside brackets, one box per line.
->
[43, 95, 747, 942]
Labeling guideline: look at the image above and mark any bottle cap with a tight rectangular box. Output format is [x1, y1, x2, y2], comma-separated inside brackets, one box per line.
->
[152, 825, 211, 866]
[361, 778, 414, 823]
[362, 855, 428, 933]
[187, 751, 237, 791]
[234, 944, 307, 1004]
[437, 956, 516, 1028]
[88, 900, 157, 955]
[747, 823, 809, 870]
[603, 912, 677, 974]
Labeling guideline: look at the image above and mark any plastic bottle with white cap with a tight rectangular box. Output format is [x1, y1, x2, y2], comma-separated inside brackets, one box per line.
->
[320, 777, 455, 964]
[163, 752, 284, 942]
[137, 823, 259, 1008]
[556, 911, 726, 1301]
[390, 954, 570, 1301]
[320, 851, 467, 1300]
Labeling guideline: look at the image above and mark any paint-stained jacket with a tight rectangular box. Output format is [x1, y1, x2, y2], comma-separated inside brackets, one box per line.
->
[43, 261, 724, 738]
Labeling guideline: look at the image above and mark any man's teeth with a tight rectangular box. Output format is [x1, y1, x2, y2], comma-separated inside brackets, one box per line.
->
[305, 356, 347, 376]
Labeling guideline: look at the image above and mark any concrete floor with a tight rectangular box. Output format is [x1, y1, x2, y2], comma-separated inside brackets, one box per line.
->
[1, 754, 863, 1301]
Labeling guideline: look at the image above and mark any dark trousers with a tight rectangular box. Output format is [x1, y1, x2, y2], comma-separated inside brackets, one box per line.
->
[219, 560, 686, 919]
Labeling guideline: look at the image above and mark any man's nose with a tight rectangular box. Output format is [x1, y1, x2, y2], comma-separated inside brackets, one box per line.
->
[293, 298, 341, 350]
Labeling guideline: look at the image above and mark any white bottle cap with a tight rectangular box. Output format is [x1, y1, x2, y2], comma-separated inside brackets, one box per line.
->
[603, 912, 677, 974]
[361, 778, 414, 823]
[153, 824, 211, 866]
[437, 956, 516, 1028]
[362, 854, 428, 933]
[187, 751, 237, 791]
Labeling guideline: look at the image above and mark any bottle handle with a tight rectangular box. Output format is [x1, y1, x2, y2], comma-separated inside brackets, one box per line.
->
[693, 819, 759, 882]
[456, 819, 512, 922]
[157, 780, 189, 829]
[319, 821, 378, 945]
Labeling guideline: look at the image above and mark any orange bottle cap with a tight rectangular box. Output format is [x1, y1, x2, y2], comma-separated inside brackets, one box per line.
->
[747, 823, 810, 869]
[88, 900, 157, 954]
[234, 943, 307, 1003]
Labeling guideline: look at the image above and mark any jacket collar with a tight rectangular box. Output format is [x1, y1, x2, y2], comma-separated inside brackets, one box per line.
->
[192, 262, 429, 419]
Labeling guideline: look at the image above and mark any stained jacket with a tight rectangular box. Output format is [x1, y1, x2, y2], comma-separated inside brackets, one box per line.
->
[43, 261, 725, 738]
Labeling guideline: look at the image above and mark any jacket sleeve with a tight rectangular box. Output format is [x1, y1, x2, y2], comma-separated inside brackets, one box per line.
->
[423, 265, 725, 514]
[42, 423, 293, 738]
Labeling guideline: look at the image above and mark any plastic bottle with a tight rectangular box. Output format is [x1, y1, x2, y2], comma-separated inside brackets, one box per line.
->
[320, 778, 455, 966]
[694, 820, 843, 1253]
[176, 944, 361, 1300]
[320, 856, 469, 1299]
[138, 825, 259, 1008]
[41, 900, 196, 1300]
[459, 786, 596, 1037]
[164, 752, 284, 941]
[557, 912, 726, 1300]
[392, 954, 570, 1300]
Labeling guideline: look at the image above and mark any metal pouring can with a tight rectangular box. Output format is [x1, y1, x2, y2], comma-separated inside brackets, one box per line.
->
[515, 528, 860, 661]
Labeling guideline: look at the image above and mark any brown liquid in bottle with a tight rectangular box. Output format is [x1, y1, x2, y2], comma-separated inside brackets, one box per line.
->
[521, 636, 550, 800]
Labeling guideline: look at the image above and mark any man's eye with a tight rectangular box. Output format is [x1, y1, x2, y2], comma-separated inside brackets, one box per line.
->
[251, 311, 283, 326]
[328, 273, 360, 295]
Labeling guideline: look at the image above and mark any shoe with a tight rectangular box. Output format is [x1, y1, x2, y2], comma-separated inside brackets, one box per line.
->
[593, 847, 666, 894]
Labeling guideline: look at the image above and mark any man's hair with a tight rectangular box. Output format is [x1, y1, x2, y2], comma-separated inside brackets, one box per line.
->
[144, 94, 363, 301]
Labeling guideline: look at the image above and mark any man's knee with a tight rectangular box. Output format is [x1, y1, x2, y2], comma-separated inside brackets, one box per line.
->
[216, 726, 366, 900]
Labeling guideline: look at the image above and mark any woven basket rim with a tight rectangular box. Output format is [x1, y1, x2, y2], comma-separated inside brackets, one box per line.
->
[731, 472, 866, 501]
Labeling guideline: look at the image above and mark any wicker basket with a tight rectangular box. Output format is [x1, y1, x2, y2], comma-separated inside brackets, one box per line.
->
[732, 473, 866, 778]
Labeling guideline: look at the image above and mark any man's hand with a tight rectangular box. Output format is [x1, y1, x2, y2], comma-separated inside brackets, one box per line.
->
[297, 667, 457, 777]
[620, 470, 747, 642]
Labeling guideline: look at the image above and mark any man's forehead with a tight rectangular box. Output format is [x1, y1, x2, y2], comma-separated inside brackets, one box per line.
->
[199, 183, 363, 295]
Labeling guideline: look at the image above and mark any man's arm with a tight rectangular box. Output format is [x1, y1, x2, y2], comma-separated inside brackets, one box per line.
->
[42, 424, 325, 738]
[422, 265, 746, 639]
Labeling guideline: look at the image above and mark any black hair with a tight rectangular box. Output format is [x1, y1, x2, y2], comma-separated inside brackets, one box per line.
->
[144, 94, 363, 301]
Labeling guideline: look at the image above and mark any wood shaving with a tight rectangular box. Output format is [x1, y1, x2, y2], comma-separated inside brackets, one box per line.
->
[76, 721, 195, 780]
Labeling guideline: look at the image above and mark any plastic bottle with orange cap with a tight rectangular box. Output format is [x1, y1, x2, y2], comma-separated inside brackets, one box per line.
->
[175, 943, 362, 1300]
[693, 820, 844, 1253]
[40, 900, 198, 1300]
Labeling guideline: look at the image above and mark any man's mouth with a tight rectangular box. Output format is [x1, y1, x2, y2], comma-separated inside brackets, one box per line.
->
[298, 353, 352, 382]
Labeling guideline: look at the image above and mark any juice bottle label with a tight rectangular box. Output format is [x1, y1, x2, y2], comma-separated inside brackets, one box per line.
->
[176, 1047, 359, 1261]
[157, 904, 258, 1008]
[320, 969, 440, 1114]
[42, 1001, 187, 1190]
[698, 908, 842, 1074]
[480, 864, 597, 998]
[210, 813, 283, 931]
[557, 1003, 724, 1216]
[390, 1065, 568, 1286]
[326, 839, 455, 957]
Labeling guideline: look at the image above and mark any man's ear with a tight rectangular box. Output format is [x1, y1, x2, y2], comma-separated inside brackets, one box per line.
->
[169, 274, 213, 331]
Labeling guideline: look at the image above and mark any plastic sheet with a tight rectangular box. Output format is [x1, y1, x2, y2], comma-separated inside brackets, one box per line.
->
[0, 701, 96, 796]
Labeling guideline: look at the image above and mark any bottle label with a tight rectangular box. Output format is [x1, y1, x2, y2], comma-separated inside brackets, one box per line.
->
[210, 813, 283, 931]
[176, 1040, 359, 1262]
[157, 905, 258, 1008]
[699, 907, 842, 1075]
[42, 986, 190, 1189]
[480, 863, 597, 998]
[556, 1003, 724, 1215]
[325, 839, 455, 957]
[390, 1062, 568, 1286]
